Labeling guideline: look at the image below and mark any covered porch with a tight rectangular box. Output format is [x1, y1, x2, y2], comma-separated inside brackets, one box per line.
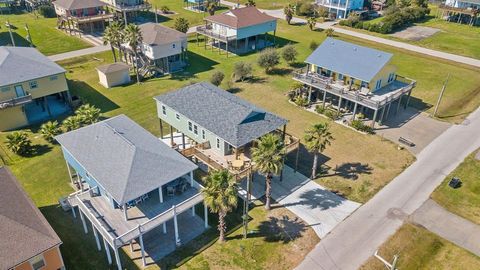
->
[25, 91, 71, 125]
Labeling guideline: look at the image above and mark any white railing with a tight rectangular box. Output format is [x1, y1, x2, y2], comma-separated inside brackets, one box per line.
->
[0, 94, 32, 110]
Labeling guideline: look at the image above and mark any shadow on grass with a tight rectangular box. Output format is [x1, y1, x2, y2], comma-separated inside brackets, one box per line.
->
[0, 31, 33, 47]
[285, 143, 331, 179]
[169, 51, 219, 81]
[267, 67, 293, 76]
[329, 162, 373, 181]
[254, 215, 307, 244]
[68, 79, 120, 113]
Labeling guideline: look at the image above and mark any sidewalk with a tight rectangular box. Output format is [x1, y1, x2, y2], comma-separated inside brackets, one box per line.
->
[48, 45, 110, 62]
[411, 199, 480, 256]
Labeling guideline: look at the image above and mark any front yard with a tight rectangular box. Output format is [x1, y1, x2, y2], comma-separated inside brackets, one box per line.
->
[431, 148, 480, 225]
[361, 223, 480, 269]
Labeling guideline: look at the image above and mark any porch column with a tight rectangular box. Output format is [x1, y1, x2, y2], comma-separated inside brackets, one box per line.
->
[44, 96, 52, 117]
[159, 186, 163, 203]
[190, 171, 194, 186]
[192, 206, 196, 217]
[379, 106, 386, 126]
[322, 90, 327, 109]
[138, 226, 146, 267]
[396, 95, 403, 115]
[182, 133, 186, 150]
[351, 102, 358, 121]
[159, 119, 164, 139]
[173, 205, 181, 246]
[103, 238, 112, 265]
[307, 86, 313, 103]
[385, 102, 392, 120]
[71, 206, 76, 218]
[65, 160, 74, 186]
[93, 226, 102, 251]
[337, 96, 342, 112]
[170, 125, 174, 147]
[204, 202, 209, 228]
[79, 209, 88, 234]
[371, 109, 378, 128]
[129, 241, 134, 252]
[405, 90, 412, 108]
[114, 247, 122, 270]
[163, 222, 167, 234]
[123, 204, 128, 221]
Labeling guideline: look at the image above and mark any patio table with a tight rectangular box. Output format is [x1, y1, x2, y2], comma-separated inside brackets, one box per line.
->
[232, 159, 244, 169]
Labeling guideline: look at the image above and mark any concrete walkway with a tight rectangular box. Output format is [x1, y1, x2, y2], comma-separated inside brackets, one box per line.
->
[48, 45, 110, 62]
[239, 166, 361, 238]
[411, 199, 480, 256]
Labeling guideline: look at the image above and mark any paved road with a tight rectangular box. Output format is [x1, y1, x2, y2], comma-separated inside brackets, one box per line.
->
[411, 199, 480, 257]
[296, 107, 480, 270]
[49, 45, 110, 62]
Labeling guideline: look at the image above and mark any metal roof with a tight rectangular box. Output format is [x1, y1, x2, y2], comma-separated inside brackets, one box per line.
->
[305, 38, 393, 82]
[55, 115, 198, 205]
[0, 167, 62, 269]
[0, 46, 66, 87]
[154, 82, 288, 148]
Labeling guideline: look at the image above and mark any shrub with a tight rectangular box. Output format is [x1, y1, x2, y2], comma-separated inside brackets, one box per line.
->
[160, 5, 170, 13]
[294, 96, 309, 107]
[324, 110, 340, 120]
[296, 1, 315, 16]
[62, 115, 82, 131]
[309, 41, 319, 51]
[315, 105, 325, 114]
[5, 132, 32, 155]
[316, 6, 329, 18]
[232, 61, 253, 82]
[282, 44, 298, 64]
[40, 121, 61, 143]
[257, 48, 280, 73]
[76, 104, 101, 125]
[210, 71, 225, 86]
[355, 113, 365, 120]
[351, 119, 374, 134]
[38, 5, 56, 18]
[173, 17, 189, 33]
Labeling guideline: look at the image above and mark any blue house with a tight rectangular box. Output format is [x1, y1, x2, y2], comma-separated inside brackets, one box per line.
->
[56, 115, 207, 269]
[196, 6, 277, 55]
[316, 0, 365, 19]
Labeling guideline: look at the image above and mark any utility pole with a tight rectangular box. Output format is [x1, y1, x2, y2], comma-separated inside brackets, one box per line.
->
[374, 250, 399, 270]
[5, 20, 15, 46]
[433, 73, 450, 118]
[25, 23, 33, 47]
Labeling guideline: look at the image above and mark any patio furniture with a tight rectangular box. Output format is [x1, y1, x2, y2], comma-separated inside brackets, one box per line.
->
[178, 183, 188, 194]
[135, 197, 142, 205]
[232, 159, 244, 170]
[141, 193, 149, 202]
[167, 186, 175, 196]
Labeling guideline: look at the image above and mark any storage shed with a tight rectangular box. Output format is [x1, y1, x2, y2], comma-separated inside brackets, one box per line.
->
[96, 63, 131, 88]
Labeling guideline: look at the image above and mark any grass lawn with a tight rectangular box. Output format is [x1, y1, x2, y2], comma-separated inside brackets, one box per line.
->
[337, 5, 480, 60]
[0, 12, 91, 55]
[431, 148, 480, 225]
[254, 0, 291, 9]
[361, 223, 480, 270]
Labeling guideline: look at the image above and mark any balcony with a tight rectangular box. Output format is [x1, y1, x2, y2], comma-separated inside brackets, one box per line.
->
[109, 2, 152, 12]
[68, 12, 115, 23]
[0, 94, 33, 110]
[293, 69, 416, 110]
[196, 25, 237, 42]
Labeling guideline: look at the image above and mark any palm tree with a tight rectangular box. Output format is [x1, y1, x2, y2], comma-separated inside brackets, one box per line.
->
[76, 104, 101, 125]
[307, 16, 317, 31]
[40, 121, 61, 143]
[124, 23, 143, 83]
[303, 123, 334, 179]
[205, 0, 217, 16]
[325, 28, 334, 37]
[62, 115, 82, 131]
[103, 21, 124, 62]
[202, 170, 238, 242]
[5, 131, 32, 155]
[284, 4, 294, 25]
[245, 0, 256, 6]
[251, 133, 286, 210]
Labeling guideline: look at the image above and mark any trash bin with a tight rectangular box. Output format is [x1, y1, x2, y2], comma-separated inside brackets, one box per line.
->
[449, 177, 462, 189]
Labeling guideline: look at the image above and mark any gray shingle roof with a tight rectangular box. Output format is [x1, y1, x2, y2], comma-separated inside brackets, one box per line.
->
[139, 23, 186, 46]
[154, 82, 288, 148]
[305, 38, 393, 82]
[55, 115, 198, 205]
[53, 0, 105, 10]
[0, 167, 62, 269]
[0, 46, 66, 87]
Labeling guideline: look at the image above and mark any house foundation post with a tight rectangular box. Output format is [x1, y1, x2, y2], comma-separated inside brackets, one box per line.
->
[103, 238, 112, 265]
[192, 206, 196, 217]
[173, 205, 181, 246]
[182, 133, 186, 150]
[159, 186, 163, 203]
[159, 119, 164, 139]
[65, 161, 74, 186]
[371, 109, 378, 128]
[190, 171, 194, 186]
[405, 90, 412, 109]
[124, 203, 128, 221]
[79, 210, 88, 234]
[139, 227, 146, 267]
[322, 90, 327, 108]
[93, 226, 102, 251]
[114, 247, 122, 270]
[71, 206, 76, 218]
[163, 222, 167, 234]
[396, 95, 403, 115]
[204, 202, 209, 228]
[379, 106, 386, 126]
[170, 125, 174, 147]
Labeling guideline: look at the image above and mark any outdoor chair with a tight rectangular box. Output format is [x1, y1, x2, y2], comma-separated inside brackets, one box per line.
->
[167, 186, 175, 196]
[141, 193, 149, 202]
[135, 197, 142, 205]
[179, 183, 188, 194]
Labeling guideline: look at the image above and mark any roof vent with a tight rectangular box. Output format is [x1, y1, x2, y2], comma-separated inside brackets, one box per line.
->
[353, 47, 357, 51]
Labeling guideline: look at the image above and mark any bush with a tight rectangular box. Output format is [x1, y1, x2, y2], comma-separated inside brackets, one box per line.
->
[160, 5, 170, 13]
[173, 17, 189, 33]
[294, 96, 309, 107]
[232, 61, 253, 82]
[257, 48, 280, 73]
[62, 115, 82, 131]
[282, 44, 298, 64]
[40, 121, 61, 143]
[296, 1, 315, 16]
[309, 41, 319, 51]
[315, 105, 325, 114]
[76, 104, 101, 125]
[324, 109, 340, 120]
[38, 5, 56, 18]
[210, 71, 225, 86]
[351, 119, 374, 134]
[5, 132, 32, 155]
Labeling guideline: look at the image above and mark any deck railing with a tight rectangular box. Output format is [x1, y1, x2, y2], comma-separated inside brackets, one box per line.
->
[68, 13, 115, 23]
[0, 94, 32, 110]
[293, 69, 416, 109]
[196, 26, 237, 42]
[109, 2, 151, 12]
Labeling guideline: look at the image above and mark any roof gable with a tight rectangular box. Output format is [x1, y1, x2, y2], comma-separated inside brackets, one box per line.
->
[205, 6, 276, 29]
[305, 38, 393, 82]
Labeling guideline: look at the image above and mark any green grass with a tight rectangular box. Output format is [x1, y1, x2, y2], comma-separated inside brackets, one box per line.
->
[337, 4, 480, 60]
[0, 12, 91, 55]
[431, 148, 480, 225]
[254, 0, 291, 9]
[361, 223, 480, 270]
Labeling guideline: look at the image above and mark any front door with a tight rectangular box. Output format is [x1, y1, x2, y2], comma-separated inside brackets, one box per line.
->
[14, 85, 25, 97]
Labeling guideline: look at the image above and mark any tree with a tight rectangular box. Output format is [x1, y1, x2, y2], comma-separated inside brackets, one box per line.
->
[310, 40, 319, 51]
[325, 28, 335, 37]
[210, 71, 225, 86]
[103, 21, 124, 63]
[202, 170, 238, 242]
[282, 44, 298, 64]
[160, 5, 170, 13]
[307, 16, 317, 31]
[62, 116, 82, 131]
[5, 131, 32, 155]
[303, 123, 334, 179]
[38, 5, 56, 18]
[284, 4, 294, 25]
[232, 61, 252, 82]
[76, 104, 101, 125]
[205, 0, 218, 16]
[257, 48, 280, 73]
[245, 0, 256, 6]
[124, 23, 143, 83]
[251, 133, 286, 210]
[173, 17, 190, 33]
[40, 121, 61, 143]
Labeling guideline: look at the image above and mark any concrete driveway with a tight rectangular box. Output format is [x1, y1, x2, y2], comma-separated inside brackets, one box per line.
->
[239, 166, 361, 238]
[376, 108, 451, 155]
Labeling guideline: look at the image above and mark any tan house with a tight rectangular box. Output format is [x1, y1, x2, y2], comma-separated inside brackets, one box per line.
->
[96, 62, 131, 88]
[0, 46, 71, 131]
[0, 167, 65, 270]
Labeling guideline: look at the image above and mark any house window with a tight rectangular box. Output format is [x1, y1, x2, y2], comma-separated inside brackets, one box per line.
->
[216, 138, 220, 149]
[29, 81, 38, 89]
[0, 86, 9, 92]
[193, 125, 198, 135]
[162, 105, 166, 115]
[175, 113, 180, 120]
[30, 254, 45, 270]
[388, 73, 395, 83]
[375, 79, 382, 90]
[202, 129, 206, 140]
[188, 121, 193, 132]
[338, 74, 344, 80]
[172, 44, 176, 49]
[50, 75, 58, 81]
